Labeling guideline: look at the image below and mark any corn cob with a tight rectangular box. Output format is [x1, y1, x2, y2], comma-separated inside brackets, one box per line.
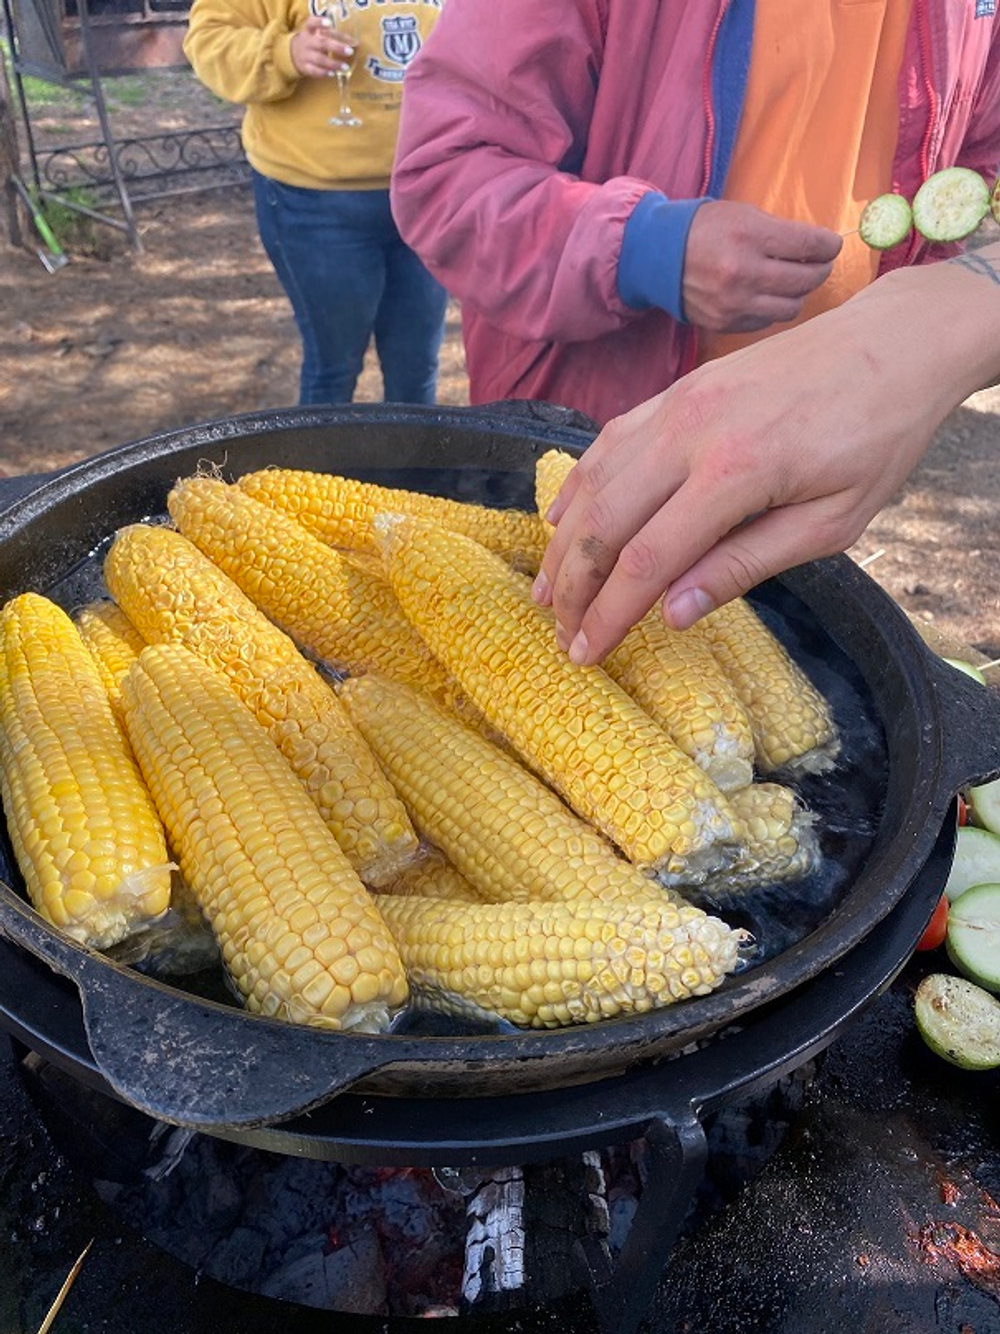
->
[603, 611, 755, 792]
[376, 892, 741, 1028]
[534, 447, 577, 524]
[694, 599, 839, 774]
[535, 451, 755, 790]
[703, 781, 819, 891]
[120, 643, 409, 1030]
[74, 599, 145, 721]
[238, 466, 550, 571]
[340, 672, 687, 907]
[375, 514, 742, 881]
[379, 850, 486, 903]
[104, 524, 419, 887]
[0, 592, 172, 948]
[166, 475, 472, 716]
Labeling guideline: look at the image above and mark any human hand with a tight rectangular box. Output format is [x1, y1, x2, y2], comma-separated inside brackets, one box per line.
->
[290, 15, 355, 78]
[533, 272, 963, 666]
[682, 200, 842, 332]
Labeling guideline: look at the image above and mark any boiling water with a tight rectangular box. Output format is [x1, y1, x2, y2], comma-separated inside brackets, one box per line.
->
[0, 469, 889, 1037]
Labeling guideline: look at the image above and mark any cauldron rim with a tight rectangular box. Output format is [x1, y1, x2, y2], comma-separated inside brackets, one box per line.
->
[1, 401, 998, 1128]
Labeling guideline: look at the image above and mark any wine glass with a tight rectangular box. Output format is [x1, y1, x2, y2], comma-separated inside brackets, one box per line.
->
[328, 0, 363, 128]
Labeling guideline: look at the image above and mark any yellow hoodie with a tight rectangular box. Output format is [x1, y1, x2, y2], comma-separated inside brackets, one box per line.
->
[183, 0, 443, 190]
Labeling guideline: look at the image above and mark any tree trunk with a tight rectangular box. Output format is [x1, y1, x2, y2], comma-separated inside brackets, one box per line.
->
[0, 42, 24, 248]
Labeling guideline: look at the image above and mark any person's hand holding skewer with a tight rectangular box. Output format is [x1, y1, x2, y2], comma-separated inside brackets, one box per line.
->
[682, 201, 842, 333]
[290, 14, 355, 78]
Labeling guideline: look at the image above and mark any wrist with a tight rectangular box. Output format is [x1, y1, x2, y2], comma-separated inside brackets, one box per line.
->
[867, 249, 1000, 402]
[618, 192, 712, 321]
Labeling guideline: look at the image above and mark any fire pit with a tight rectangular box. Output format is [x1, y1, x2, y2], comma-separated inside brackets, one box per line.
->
[2, 403, 1000, 1332]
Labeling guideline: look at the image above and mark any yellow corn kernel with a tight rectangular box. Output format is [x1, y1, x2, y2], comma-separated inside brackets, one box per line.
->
[604, 610, 755, 792]
[378, 849, 486, 902]
[534, 448, 576, 525]
[119, 643, 409, 1031]
[694, 599, 839, 774]
[710, 781, 820, 890]
[104, 523, 419, 886]
[238, 466, 550, 571]
[0, 592, 172, 948]
[74, 599, 145, 721]
[376, 514, 742, 882]
[340, 673, 687, 907]
[376, 893, 741, 1028]
[166, 475, 472, 716]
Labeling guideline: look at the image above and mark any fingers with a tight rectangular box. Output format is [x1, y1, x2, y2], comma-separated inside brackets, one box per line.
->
[556, 473, 757, 664]
[536, 391, 741, 662]
[660, 498, 860, 632]
[758, 213, 843, 265]
[535, 399, 681, 635]
[290, 17, 356, 77]
[683, 203, 843, 332]
[540, 466, 672, 651]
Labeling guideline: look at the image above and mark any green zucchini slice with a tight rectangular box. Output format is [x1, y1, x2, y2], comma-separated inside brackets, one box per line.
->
[914, 973, 1000, 1070]
[912, 167, 990, 243]
[858, 193, 912, 250]
[946, 881, 1000, 993]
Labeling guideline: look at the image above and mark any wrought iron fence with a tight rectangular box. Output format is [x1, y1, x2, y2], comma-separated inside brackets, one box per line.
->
[3, 0, 249, 251]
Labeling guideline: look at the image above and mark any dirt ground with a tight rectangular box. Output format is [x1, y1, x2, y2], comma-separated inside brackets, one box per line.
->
[2, 62, 1000, 656]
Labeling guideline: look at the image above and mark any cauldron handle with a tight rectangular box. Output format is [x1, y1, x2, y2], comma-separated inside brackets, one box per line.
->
[472, 397, 601, 440]
[926, 654, 1000, 792]
[0, 884, 398, 1128]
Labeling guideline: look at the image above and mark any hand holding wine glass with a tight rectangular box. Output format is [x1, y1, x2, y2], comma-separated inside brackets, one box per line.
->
[288, 13, 356, 81]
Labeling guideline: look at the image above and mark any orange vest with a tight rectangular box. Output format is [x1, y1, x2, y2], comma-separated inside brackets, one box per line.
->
[699, 0, 912, 364]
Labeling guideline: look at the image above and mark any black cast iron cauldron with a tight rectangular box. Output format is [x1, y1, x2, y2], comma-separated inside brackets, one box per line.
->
[1, 401, 999, 1133]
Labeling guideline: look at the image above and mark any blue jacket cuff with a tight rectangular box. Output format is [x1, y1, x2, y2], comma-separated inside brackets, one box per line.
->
[618, 192, 712, 323]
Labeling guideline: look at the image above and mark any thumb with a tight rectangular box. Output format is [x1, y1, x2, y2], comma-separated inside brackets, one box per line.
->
[766, 215, 843, 264]
[660, 503, 850, 630]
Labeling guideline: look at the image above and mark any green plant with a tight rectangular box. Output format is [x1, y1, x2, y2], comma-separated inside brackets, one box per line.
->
[105, 77, 148, 108]
[37, 185, 101, 252]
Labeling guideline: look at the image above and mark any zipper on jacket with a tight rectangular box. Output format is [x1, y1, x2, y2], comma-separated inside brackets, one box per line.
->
[908, 0, 940, 262]
[700, 0, 733, 194]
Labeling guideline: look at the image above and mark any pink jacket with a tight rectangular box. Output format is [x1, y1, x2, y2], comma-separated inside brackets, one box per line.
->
[391, 0, 1000, 425]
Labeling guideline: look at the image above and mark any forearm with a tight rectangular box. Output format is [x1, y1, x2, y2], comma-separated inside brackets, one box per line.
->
[854, 240, 1000, 407]
[183, 0, 298, 105]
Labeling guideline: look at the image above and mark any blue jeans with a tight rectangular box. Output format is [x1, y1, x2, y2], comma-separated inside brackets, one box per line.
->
[253, 171, 448, 406]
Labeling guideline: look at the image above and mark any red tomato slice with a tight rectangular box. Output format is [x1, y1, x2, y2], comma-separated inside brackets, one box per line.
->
[916, 894, 949, 951]
[957, 794, 970, 827]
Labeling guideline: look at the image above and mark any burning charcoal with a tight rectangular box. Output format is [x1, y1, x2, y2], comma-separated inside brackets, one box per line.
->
[204, 1225, 269, 1288]
[462, 1167, 526, 1312]
[338, 1166, 467, 1313]
[260, 1230, 388, 1314]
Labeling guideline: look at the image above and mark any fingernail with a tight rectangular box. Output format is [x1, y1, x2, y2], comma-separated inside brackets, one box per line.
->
[667, 587, 715, 630]
[531, 570, 551, 604]
[568, 630, 589, 665]
[334, 59, 350, 70]
[555, 620, 570, 652]
[320, 15, 333, 25]
[342, 44, 355, 55]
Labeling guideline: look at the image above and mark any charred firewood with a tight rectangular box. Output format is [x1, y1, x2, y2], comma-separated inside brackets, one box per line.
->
[460, 1154, 612, 1313]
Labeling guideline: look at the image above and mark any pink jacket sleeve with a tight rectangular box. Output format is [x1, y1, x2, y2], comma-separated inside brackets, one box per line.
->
[390, 0, 655, 344]
[955, 19, 1000, 186]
